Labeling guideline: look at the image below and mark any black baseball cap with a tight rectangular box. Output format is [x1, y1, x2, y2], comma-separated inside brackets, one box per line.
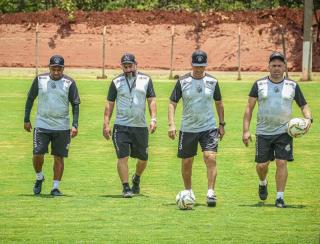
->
[121, 53, 136, 64]
[49, 55, 64, 66]
[192, 50, 208, 67]
[269, 52, 285, 63]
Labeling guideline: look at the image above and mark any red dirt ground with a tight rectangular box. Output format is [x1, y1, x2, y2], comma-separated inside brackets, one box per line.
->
[0, 8, 319, 71]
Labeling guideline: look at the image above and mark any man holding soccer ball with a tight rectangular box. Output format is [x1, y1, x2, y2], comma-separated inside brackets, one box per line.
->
[242, 52, 313, 208]
[168, 50, 225, 207]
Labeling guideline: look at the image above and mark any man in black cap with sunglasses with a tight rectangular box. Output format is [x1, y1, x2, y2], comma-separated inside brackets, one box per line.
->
[24, 55, 80, 196]
[103, 53, 157, 198]
[168, 50, 225, 207]
[242, 52, 312, 208]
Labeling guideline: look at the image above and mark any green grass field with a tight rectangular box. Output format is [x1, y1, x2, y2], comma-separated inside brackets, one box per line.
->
[0, 69, 319, 243]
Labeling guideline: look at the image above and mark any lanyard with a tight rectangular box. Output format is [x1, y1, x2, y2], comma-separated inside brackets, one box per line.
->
[125, 75, 137, 94]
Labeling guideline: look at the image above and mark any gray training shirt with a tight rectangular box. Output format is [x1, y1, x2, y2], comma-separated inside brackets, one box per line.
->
[170, 73, 222, 133]
[107, 72, 156, 127]
[25, 73, 80, 130]
[249, 77, 307, 135]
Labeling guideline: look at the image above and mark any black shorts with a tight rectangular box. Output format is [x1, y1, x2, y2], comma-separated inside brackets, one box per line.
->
[33, 128, 71, 157]
[177, 129, 219, 158]
[112, 124, 149, 161]
[255, 133, 293, 163]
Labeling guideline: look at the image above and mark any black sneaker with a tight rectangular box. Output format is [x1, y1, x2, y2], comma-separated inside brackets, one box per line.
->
[275, 198, 286, 208]
[206, 195, 217, 207]
[33, 178, 45, 195]
[258, 184, 268, 200]
[131, 175, 140, 194]
[50, 188, 63, 196]
[122, 187, 133, 198]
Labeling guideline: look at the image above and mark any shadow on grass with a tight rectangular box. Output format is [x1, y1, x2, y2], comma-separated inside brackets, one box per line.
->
[162, 203, 207, 207]
[239, 202, 306, 209]
[100, 194, 149, 198]
[18, 194, 72, 198]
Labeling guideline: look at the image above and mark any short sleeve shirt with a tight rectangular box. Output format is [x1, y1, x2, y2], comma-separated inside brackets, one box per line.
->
[249, 76, 307, 135]
[107, 72, 155, 127]
[169, 72, 221, 133]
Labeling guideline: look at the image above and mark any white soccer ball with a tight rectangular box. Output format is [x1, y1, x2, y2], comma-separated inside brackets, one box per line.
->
[287, 118, 309, 138]
[175, 190, 195, 210]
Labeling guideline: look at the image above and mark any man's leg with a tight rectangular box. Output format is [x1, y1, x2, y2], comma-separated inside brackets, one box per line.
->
[50, 156, 64, 196]
[275, 159, 287, 208]
[203, 151, 217, 190]
[117, 156, 132, 198]
[256, 161, 269, 201]
[132, 159, 147, 194]
[181, 157, 194, 190]
[203, 151, 217, 207]
[33, 154, 45, 194]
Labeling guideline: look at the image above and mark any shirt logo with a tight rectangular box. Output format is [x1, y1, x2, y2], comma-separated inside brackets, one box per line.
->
[50, 82, 56, 89]
[197, 85, 202, 93]
[274, 87, 279, 93]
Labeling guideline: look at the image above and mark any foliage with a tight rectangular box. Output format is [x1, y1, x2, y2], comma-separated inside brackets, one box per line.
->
[0, 0, 308, 13]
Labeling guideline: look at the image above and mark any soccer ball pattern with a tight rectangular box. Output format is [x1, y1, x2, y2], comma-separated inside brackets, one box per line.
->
[176, 190, 195, 210]
[287, 118, 309, 138]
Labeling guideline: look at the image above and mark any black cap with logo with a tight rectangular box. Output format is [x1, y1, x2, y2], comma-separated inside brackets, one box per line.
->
[269, 52, 285, 63]
[121, 53, 136, 64]
[192, 50, 208, 67]
[49, 55, 64, 66]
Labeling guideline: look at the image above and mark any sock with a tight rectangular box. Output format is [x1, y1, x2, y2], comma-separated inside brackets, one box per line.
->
[207, 189, 215, 197]
[53, 180, 60, 190]
[259, 179, 267, 186]
[36, 172, 44, 180]
[276, 192, 284, 199]
[122, 182, 130, 189]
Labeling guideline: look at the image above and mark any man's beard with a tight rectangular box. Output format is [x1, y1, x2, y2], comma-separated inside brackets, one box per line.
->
[125, 71, 136, 78]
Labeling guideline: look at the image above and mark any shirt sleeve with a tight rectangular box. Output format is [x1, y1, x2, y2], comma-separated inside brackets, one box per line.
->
[169, 80, 182, 103]
[213, 82, 222, 101]
[294, 84, 307, 107]
[146, 78, 156, 98]
[107, 81, 117, 102]
[24, 77, 39, 123]
[249, 82, 258, 97]
[68, 82, 81, 105]
[27, 77, 39, 99]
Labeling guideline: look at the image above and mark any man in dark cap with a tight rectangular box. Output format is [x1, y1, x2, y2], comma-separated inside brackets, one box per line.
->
[103, 53, 157, 198]
[24, 55, 80, 196]
[168, 50, 225, 207]
[242, 52, 312, 208]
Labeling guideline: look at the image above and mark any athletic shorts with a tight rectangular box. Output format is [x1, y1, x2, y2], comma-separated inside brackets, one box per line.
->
[112, 124, 149, 161]
[33, 128, 71, 157]
[177, 129, 219, 158]
[255, 133, 293, 163]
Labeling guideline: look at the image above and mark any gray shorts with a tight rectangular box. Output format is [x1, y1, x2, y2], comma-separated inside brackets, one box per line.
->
[177, 129, 219, 158]
[33, 128, 71, 157]
[112, 124, 149, 161]
[255, 133, 293, 163]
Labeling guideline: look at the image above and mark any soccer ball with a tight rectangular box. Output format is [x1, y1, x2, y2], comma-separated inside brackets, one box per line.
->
[287, 118, 309, 138]
[175, 190, 195, 210]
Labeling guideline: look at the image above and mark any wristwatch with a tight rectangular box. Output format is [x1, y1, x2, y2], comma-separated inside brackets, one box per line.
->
[219, 122, 226, 127]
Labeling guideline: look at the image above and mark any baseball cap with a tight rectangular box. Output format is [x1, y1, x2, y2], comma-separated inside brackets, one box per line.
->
[121, 53, 136, 64]
[269, 52, 285, 63]
[49, 55, 64, 66]
[191, 50, 208, 67]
